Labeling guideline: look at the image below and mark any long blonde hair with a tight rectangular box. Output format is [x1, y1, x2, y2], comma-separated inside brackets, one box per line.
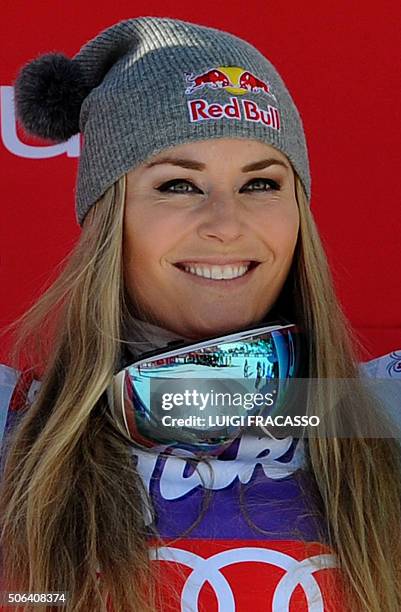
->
[1, 172, 400, 611]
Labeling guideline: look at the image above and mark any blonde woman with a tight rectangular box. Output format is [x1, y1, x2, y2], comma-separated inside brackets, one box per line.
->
[1, 16, 401, 612]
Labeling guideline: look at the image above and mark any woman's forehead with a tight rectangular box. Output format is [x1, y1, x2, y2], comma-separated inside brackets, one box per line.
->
[135, 139, 292, 177]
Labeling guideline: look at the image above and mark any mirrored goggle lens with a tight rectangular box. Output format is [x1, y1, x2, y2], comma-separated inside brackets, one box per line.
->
[110, 323, 304, 455]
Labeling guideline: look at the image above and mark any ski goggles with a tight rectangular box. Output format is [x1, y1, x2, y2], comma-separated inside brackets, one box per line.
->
[107, 320, 306, 456]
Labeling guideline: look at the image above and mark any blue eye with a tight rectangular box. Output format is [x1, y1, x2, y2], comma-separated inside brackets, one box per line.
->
[241, 178, 281, 192]
[157, 179, 199, 193]
[156, 177, 281, 194]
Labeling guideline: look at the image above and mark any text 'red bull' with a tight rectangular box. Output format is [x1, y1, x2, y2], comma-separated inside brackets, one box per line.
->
[187, 96, 281, 131]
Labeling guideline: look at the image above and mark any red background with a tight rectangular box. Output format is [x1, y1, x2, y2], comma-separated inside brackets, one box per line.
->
[1, 0, 400, 362]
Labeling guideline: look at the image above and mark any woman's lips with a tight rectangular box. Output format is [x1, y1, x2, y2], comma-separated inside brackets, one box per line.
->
[172, 261, 261, 289]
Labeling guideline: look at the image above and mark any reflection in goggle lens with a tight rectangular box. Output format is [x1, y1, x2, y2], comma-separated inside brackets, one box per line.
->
[109, 323, 305, 456]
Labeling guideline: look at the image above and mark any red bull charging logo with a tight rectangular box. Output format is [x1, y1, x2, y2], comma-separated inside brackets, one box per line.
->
[184, 65, 280, 131]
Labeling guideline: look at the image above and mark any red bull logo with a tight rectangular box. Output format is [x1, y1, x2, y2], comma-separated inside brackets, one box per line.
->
[239, 71, 272, 96]
[185, 69, 231, 94]
[184, 66, 280, 132]
[184, 65, 276, 99]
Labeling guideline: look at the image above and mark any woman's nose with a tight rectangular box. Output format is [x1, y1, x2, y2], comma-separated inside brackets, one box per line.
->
[197, 195, 244, 243]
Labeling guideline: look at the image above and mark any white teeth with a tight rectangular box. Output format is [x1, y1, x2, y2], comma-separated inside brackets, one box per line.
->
[182, 264, 250, 280]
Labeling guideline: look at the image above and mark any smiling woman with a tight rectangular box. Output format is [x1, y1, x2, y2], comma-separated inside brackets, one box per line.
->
[1, 15, 401, 612]
[123, 139, 299, 338]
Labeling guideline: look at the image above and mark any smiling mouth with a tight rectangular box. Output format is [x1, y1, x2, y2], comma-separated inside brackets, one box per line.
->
[173, 261, 260, 281]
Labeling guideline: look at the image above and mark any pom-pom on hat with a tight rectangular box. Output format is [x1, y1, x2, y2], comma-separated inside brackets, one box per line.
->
[15, 16, 311, 226]
[15, 53, 91, 141]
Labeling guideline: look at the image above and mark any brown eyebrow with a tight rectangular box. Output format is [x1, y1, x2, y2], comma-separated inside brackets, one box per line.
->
[145, 156, 289, 172]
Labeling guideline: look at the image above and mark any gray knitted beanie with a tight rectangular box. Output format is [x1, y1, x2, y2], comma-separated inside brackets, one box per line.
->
[14, 16, 310, 226]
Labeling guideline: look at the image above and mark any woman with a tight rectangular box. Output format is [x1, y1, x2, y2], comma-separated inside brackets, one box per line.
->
[1, 15, 401, 612]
